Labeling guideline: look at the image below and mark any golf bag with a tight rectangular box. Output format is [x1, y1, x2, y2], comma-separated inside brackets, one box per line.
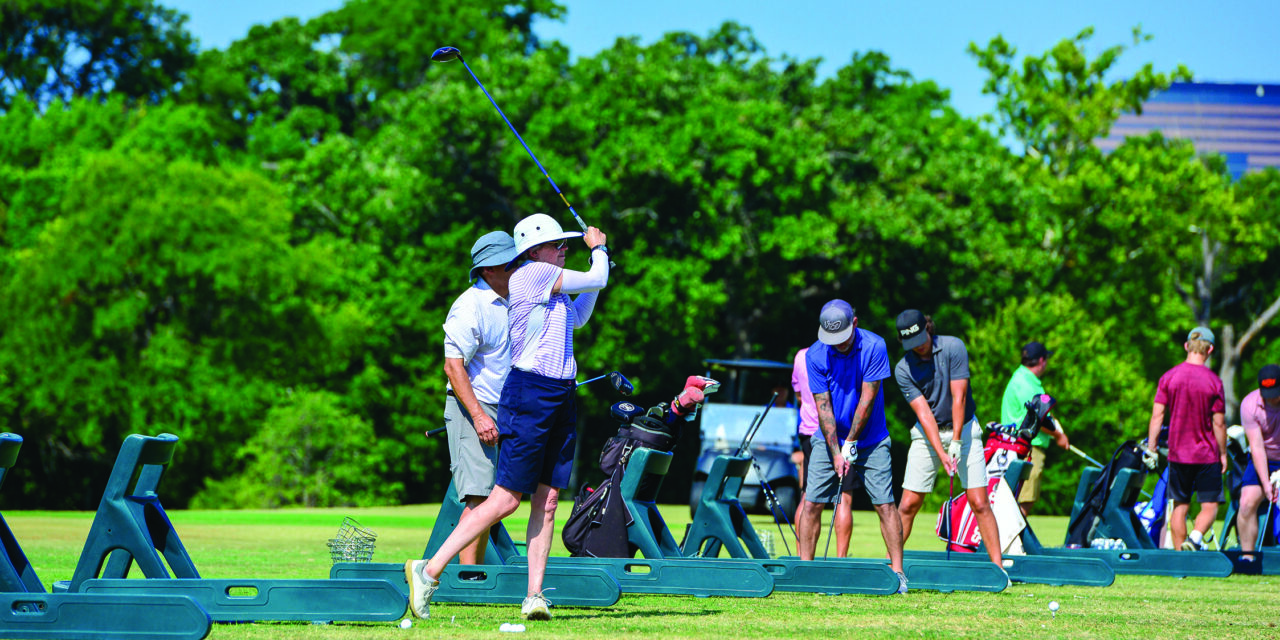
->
[937, 394, 1055, 552]
[1133, 468, 1169, 546]
[563, 377, 714, 558]
[1063, 440, 1147, 548]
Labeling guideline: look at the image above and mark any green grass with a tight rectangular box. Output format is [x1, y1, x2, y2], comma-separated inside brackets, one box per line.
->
[7, 506, 1278, 639]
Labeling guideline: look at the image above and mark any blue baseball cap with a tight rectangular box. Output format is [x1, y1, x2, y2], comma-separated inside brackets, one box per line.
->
[1187, 326, 1215, 346]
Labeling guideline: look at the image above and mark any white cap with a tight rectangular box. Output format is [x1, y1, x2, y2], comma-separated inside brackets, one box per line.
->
[512, 213, 582, 258]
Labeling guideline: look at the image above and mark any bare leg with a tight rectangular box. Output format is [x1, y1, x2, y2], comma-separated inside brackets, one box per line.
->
[835, 492, 854, 558]
[1169, 502, 1191, 550]
[458, 496, 490, 565]
[524, 483, 559, 597]
[1192, 501, 1219, 544]
[874, 502, 904, 573]
[1238, 485, 1264, 552]
[966, 487, 1003, 566]
[425, 486, 522, 579]
[793, 499, 808, 552]
[796, 499, 824, 560]
[898, 489, 926, 543]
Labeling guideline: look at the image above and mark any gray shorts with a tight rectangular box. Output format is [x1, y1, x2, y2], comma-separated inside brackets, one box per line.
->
[902, 416, 986, 492]
[805, 437, 895, 505]
[444, 394, 499, 499]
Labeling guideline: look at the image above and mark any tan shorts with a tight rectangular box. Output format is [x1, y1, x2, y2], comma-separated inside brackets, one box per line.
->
[902, 417, 987, 492]
[1017, 446, 1047, 503]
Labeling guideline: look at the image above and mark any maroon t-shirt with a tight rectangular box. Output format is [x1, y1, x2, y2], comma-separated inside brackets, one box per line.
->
[1154, 362, 1226, 464]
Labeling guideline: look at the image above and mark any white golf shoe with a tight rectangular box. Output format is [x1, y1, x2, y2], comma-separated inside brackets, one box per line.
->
[404, 559, 439, 619]
[521, 592, 553, 620]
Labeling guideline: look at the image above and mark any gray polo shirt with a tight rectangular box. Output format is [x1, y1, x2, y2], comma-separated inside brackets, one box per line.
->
[894, 334, 976, 429]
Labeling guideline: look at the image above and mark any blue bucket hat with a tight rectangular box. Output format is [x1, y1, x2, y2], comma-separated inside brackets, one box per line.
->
[469, 231, 518, 281]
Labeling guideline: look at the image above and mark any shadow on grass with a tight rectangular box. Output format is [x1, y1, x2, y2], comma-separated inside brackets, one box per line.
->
[553, 607, 720, 621]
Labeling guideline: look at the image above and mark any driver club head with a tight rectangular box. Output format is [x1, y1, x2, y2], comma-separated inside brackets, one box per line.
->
[431, 46, 462, 62]
[609, 371, 633, 396]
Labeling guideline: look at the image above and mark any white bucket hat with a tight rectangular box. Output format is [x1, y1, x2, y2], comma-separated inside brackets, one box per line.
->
[511, 213, 582, 258]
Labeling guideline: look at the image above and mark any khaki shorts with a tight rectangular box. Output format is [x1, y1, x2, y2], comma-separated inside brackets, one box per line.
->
[1017, 446, 1047, 503]
[902, 417, 986, 492]
[444, 394, 499, 499]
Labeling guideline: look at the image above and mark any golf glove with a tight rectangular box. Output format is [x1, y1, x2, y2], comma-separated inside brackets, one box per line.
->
[1270, 470, 1280, 488]
[840, 440, 857, 463]
[1142, 447, 1159, 471]
[947, 438, 962, 460]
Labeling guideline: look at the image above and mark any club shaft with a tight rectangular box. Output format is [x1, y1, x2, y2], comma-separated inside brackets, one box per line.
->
[1069, 445, 1105, 469]
[457, 57, 590, 234]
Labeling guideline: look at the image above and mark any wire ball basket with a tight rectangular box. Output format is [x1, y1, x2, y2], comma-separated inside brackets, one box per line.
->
[326, 516, 377, 564]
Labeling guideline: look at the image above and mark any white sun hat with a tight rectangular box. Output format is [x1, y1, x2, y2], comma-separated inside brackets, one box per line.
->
[511, 213, 582, 258]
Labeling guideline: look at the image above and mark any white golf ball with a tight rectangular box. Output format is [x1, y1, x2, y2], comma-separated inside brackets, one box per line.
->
[1048, 601, 1060, 612]
[400, 619, 413, 629]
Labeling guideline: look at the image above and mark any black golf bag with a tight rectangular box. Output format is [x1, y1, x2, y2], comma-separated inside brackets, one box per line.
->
[1063, 439, 1147, 548]
[562, 400, 681, 558]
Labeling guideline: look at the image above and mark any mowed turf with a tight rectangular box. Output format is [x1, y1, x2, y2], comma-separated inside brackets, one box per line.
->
[7, 505, 1278, 639]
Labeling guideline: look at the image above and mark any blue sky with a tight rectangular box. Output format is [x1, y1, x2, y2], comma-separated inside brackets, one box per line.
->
[163, 0, 1279, 120]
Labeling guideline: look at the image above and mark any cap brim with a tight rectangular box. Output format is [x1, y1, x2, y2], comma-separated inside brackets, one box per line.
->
[1261, 387, 1280, 400]
[818, 325, 853, 346]
[901, 332, 929, 351]
[471, 248, 519, 280]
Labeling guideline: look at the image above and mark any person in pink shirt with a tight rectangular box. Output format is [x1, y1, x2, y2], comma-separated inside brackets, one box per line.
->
[791, 348, 820, 530]
[1236, 363, 1280, 552]
[1146, 327, 1227, 552]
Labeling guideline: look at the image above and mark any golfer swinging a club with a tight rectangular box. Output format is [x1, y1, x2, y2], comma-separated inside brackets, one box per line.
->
[892, 310, 1006, 581]
[407, 213, 610, 621]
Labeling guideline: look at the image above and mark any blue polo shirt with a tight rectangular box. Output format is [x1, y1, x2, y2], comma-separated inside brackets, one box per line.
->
[805, 329, 891, 445]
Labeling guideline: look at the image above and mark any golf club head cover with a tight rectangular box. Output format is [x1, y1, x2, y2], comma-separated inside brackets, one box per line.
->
[671, 376, 720, 416]
[1142, 447, 1159, 471]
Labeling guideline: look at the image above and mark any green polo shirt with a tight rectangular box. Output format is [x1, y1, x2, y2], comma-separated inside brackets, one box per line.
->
[1001, 365, 1050, 448]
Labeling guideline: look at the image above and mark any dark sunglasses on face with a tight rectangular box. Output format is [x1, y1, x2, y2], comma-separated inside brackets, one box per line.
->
[542, 240, 568, 251]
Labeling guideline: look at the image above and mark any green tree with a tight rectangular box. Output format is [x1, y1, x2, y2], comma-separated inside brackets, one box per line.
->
[0, 0, 196, 109]
[193, 389, 399, 508]
[0, 150, 334, 507]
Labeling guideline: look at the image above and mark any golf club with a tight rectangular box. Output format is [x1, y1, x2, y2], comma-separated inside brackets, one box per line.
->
[823, 471, 841, 559]
[575, 370, 634, 396]
[1260, 474, 1280, 551]
[1068, 445, 1106, 469]
[946, 469, 955, 561]
[431, 45, 614, 267]
[733, 392, 798, 546]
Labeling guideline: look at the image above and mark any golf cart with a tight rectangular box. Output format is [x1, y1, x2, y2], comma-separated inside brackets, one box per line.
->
[690, 359, 800, 521]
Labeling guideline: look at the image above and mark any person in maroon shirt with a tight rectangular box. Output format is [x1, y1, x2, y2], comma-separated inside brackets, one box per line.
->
[1146, 327, 1227, 551]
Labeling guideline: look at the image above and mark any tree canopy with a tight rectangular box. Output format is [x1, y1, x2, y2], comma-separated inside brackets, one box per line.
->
[1, 1, 1277, 514]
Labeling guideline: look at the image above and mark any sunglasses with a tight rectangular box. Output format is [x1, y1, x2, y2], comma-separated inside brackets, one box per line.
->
[540, 240, 568, 251]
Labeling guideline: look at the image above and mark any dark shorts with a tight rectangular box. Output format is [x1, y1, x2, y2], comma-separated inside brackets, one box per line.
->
[494, 368, 577, 495]
[799, 434, 813, 483]
[1167, 461, 1224, 503]
[1241, 458, 1280, 488]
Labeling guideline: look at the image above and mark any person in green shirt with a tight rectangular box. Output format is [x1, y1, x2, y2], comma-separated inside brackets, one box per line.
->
[1000, 341, 1069, 516]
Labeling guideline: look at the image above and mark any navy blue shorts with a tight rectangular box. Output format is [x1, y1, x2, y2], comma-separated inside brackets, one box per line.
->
[494, 368, 577, 495]
[1241, 458, 1280, 487]
[1168, 461, 1224, 503]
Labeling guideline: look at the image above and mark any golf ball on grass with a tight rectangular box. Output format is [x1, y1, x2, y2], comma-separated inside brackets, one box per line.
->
[1048, 601, 1059, 612]
[400, 619, 413, 629]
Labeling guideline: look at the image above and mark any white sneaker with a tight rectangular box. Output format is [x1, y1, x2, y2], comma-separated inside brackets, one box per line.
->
[1000, 567, 1013, 589]
[1181, 530, 1203, 552]
[895, 571, 909, 595]
[521, 592, 552, 621]
[404, 559, 439, 619]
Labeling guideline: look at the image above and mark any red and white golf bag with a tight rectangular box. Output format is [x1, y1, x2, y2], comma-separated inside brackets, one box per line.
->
[936, 394, 1056, 553]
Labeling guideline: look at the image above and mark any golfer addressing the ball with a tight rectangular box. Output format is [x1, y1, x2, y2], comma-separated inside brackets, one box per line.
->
[892, 310, 1005, 575]
[406, 213, 610, 622]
